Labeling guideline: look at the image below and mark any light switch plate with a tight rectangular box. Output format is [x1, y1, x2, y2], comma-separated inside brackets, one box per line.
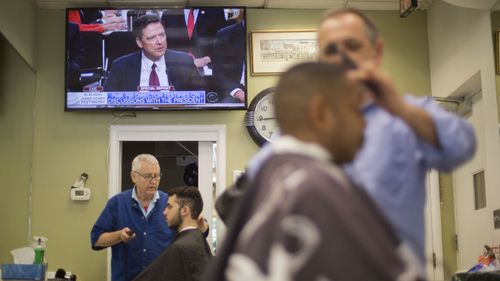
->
[494, 209, 500, 229]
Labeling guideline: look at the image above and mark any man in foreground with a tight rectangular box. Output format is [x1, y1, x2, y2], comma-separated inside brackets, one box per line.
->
[223, 9, 476, 266]
[205, 62, 424, 281]
[317, 9, 475, 264]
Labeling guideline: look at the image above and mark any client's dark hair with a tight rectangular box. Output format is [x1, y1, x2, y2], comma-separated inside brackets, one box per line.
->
[168, 186, 203, 219]
[275, 62, 350, 134]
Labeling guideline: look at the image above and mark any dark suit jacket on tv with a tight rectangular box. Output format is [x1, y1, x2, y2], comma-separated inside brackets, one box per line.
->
[161, 8, 229, 61]
[212, 21, 246, 102]
[104, 50, 205, 92]
[66, 22, 84, 91]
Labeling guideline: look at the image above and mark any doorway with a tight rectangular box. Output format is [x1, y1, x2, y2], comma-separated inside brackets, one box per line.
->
[453, 93, 490, 270]
[107, 124, 226, 281]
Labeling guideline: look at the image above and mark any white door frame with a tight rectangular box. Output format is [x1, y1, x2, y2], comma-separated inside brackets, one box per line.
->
[426, 169, 444, 280]
[107, 124, 227, 281]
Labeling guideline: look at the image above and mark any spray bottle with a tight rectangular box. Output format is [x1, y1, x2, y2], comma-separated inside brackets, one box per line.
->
[34, 238, 45, 264]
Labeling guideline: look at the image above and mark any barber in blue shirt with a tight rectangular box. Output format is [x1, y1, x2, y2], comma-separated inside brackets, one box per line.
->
[316, 9, 476, 265]
[91, 154, 208, 281]
[244, 9, 476, 267]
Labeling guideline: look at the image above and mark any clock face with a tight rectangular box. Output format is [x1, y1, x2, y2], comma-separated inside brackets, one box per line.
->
[253, 93, 278, 142]
[245, 87, 279, 147]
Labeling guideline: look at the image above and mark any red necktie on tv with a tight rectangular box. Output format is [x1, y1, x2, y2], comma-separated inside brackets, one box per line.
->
[187, 9, 195, 39]
[149, 63, 159, 88]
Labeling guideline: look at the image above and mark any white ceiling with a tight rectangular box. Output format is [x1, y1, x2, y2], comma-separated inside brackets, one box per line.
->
[34, 0, 434, 11]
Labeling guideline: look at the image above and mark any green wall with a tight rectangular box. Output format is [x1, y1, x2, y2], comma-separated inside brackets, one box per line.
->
[0, 34, 36, 264]
[0, 8, 430, 281]
[0, 0, 36, 69]
[376, 11, 430, 96]
[246, 9, 431, 97]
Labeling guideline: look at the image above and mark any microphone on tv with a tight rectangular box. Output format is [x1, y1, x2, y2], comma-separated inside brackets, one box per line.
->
[324, 43, 381, 97]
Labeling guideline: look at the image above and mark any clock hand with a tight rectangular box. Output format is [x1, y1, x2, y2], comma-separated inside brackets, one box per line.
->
[257, 116, 276, 121]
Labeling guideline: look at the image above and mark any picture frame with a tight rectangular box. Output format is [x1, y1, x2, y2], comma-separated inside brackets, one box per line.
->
[250, 30, 318, 76]
[496, 30, 500, 74]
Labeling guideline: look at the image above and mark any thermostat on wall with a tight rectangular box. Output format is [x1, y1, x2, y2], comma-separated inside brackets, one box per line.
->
[71, 187, 91, 201]
[70, 173, 91, 201]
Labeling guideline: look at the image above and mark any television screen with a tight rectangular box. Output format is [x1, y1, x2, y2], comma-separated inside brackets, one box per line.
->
[65, 7, 247, 111]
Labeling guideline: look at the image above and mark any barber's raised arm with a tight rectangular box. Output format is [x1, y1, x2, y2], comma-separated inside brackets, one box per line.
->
[390, 100, 439, 147]
[348, 62, 476, 170]
[408, 95, 476, 171]
[348, 62, 439, 147]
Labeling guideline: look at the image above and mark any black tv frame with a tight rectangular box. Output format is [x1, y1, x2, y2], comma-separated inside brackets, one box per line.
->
[64, 6, 248, 112]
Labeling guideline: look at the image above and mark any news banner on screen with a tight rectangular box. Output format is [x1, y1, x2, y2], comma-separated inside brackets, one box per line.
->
[67, 88, 216, 109]
[65, 7, 247, 111]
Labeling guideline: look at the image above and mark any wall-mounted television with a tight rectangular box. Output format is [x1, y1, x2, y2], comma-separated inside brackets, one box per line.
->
[65, 7, 247, 111]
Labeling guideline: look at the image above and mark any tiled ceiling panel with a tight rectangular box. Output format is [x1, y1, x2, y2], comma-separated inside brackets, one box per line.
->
[188, 0, 265, 7]
[35, 0, 420, 10]
[348, 1, 399, 10]
[265, 0, 346, 10]
[37, 0, 106, 9]
[108, 0, 185, 6]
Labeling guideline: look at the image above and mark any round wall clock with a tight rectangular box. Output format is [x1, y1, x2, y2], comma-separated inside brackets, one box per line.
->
[245, 87, 279, 147]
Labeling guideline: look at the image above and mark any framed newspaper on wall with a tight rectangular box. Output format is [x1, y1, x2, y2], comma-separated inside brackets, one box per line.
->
[250, 30, 318, 76]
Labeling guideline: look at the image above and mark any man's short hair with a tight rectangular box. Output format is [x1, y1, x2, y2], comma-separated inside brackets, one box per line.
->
[169, 186, 204, 219]
[131, 154, 159, 172]
[321, 8, 379, 44]
[275, 62, 350, 133]
[133, 14, 163, 39]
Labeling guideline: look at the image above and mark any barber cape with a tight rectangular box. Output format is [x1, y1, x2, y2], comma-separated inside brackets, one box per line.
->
[133, 229, 212, 281]
[204, 136, 425, 281]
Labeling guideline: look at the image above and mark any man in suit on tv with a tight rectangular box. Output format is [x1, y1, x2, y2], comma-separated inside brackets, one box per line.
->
[104, 14, 205, 92]
[212, 19, 245, 103]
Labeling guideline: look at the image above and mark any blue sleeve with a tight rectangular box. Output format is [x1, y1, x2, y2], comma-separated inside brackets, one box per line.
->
[90, 197, 117, 251]
[406, 95, 476, 171]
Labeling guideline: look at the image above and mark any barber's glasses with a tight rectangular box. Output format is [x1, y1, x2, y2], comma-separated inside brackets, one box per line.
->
[134, 171, 162, 181]
[323, 43, 357, 69]
[324, 43, 339, 56]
